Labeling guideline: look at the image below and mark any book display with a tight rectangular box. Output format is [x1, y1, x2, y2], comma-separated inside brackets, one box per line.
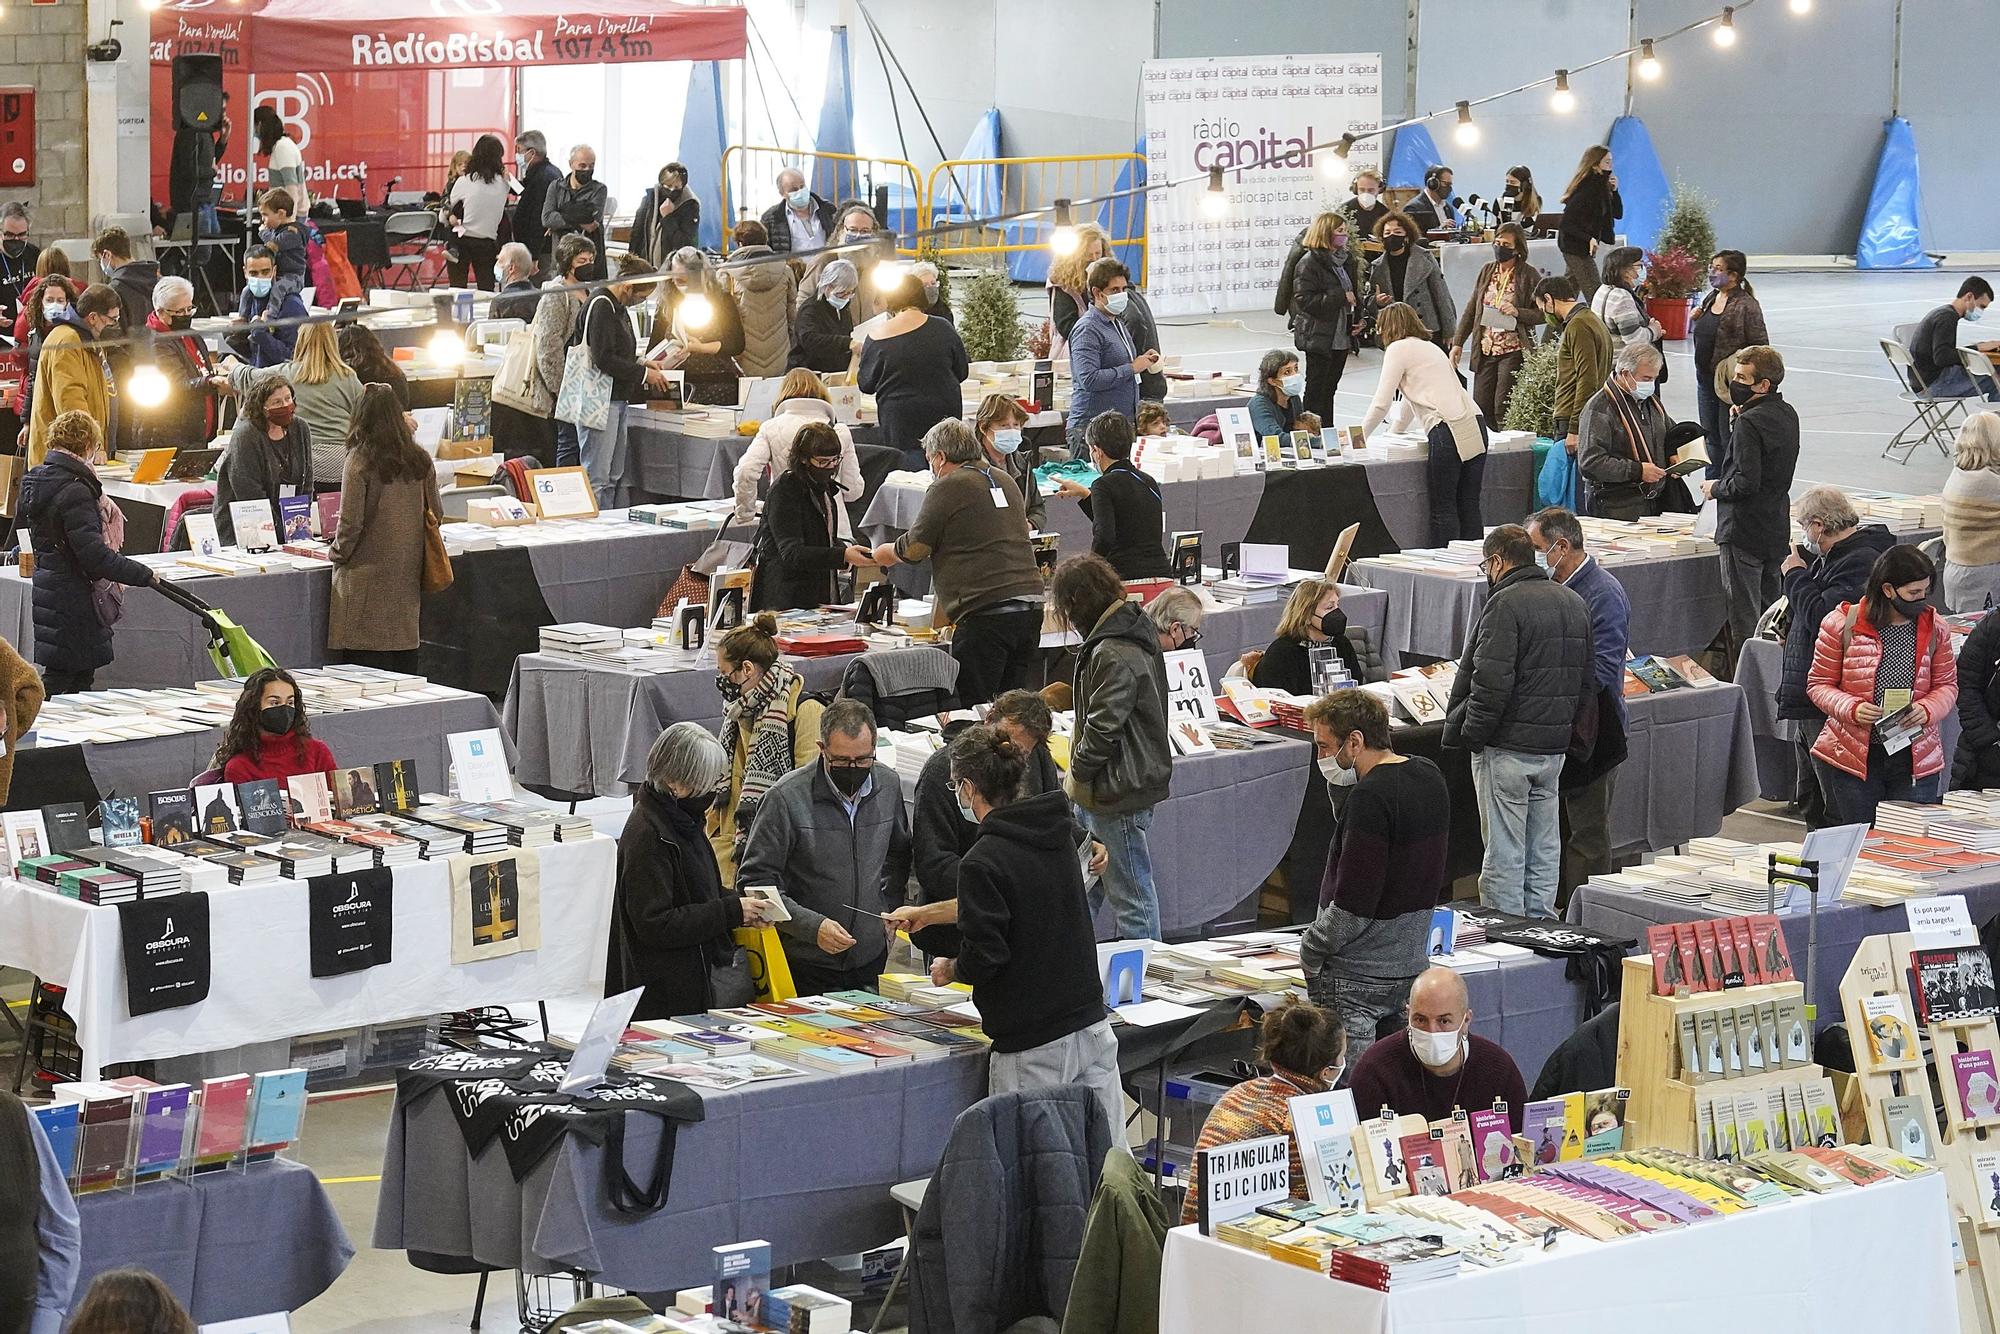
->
[41, 1067, 308, 1194]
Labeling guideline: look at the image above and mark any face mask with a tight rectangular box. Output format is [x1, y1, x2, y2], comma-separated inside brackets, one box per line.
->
[573, 168, 594, 184]
[954, 781, 978, 824]
[664, 185, 684, 200]
[1503, 185, 1520, 199]
[246, 276, 273, 298]
[1728, 380, 1758, 407]
[1633, 267, 1647, 287]
[257, 703, 296, 735]
[266, 403, 296, 428]
[1630, 379, 1656, 401]
[1891, 593, 1930, 620]
[1318, 607, 1347, 639]
[1709, 272, 1729, 290]
[1330, 234, 1348, 251]
[1409, 1025, 1463, 1070]
[826, 762, 869, 797]
[1281, 372, 1305, 398]
[1970, 307, 1986, 324]
[1, 237, 24, 257]
[1533, 548, 1550, 574]
[1544, 309, 1562, 328]
[788, 187, 812, 210]
[1493, 244, 1515, 263]
[991, 427, 1023, 455]
[923, 284, 940, 306]
[43, 300, 68, 321]
[673, 790, 716, 817]
[827, 293, 851, 312]
[1356, 191, 1379, 210]
[809, 459, 841, 484]
[1317, 752, 1357, 787]
[1385, 235, 1408, 254]
[1103, 290, 1130, 317]
[167, 313, 194, 332]
[715, 673, 743, 702]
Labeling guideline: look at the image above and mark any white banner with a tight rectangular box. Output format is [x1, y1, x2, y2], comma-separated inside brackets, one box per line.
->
[1141, 54, 1384, 317]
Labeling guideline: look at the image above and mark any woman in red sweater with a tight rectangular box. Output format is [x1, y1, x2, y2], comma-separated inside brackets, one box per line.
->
[215, 667, 337, 785]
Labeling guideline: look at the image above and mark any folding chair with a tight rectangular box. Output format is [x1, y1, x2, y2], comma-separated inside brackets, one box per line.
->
[1879, 337, 1970, 464]
[1958, 345, 2000, 407]
[381, 210, 446, 291]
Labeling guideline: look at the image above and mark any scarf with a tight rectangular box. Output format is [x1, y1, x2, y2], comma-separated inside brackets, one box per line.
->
[727, 660, 800, 819]
[1607, 385, 1661, 465]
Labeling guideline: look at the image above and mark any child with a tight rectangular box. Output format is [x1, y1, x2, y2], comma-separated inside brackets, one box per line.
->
[257, 187, 311, 307]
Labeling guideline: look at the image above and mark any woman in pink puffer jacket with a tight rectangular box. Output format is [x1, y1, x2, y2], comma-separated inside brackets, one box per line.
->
[1806, 543, 1958, 826]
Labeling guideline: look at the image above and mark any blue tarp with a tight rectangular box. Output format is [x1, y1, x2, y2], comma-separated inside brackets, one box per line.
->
[1857, 116, 1934, 270]
[812, 26, 854, 204]
[1606, 115, 1670, 256]
[678, 62, 727, 252]
[1387, 125, 1441, 190]
[1104, 136, 1147, 279]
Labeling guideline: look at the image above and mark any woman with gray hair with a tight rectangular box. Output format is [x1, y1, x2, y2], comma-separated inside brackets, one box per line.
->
[1944, 412, 2000, 613]
[609, 720, 778, 1018]
[650, 246, 745, 405]
[788, 256, 860, 374]
[139, 273, 227, 453]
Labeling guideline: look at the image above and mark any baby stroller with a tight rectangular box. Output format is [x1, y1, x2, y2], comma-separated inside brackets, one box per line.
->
[153, 577, 279, 679]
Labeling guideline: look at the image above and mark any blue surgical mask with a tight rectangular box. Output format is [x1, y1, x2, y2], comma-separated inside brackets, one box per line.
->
[1281, 373, 1305, 397]
[991, 428, 1023, 455]
[1630, 380, 1656, 400]
[247, 276, 273, 298]
[1708, 272, 1729, 290]
[1533, 548, 1551, 573]
[789, 187, 812, 211]
[1969, 306, 1986, 324]
[826, 293, 850, 312]
[1104, 290, 1130, 317]
[955, 781, 978, 824]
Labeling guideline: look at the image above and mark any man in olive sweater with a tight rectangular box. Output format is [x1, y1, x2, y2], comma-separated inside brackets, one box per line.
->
[873, 419, 1045, 705]
[1534, 275, 1612, 458]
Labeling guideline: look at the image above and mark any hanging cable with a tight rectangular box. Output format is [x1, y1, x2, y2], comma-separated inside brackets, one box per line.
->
[854, 0, 973, 218]
[743, 10, 808, 147]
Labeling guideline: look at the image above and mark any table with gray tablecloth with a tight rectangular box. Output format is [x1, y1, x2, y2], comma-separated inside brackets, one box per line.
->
[1437, 238, 1565, 316]
[76, 1157, 353, 1323]
[47, 689, 503, 804]
[1571, 864, 2000, 1028]
[1149, 735, 1314, 938]
[1732, 636, 1963, 804]
[1604, 682, 1763, 857]
[624, 415, 753, 504]
[1350, 550, 1728, 664]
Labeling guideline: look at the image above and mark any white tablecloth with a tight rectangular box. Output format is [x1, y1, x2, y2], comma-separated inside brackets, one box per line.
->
[1159, 1172, 1954, 1334]
[0, 837, 615, 1080]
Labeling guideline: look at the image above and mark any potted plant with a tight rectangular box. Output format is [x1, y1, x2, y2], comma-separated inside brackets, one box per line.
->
[1639, 246, 1702, 341]
[1503, 337, 1561, 439]
[958, 268, 1028, 363]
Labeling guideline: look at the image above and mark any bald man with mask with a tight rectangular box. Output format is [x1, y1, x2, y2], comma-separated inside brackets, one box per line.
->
[1346, 966, 1528, 1130]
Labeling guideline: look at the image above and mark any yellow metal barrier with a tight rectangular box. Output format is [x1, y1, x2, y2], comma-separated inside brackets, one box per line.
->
[720, 146, 926, 257]
[923, 154, 1147, 284]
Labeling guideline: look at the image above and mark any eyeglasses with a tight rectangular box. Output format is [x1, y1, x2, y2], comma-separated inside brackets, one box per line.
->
[1177, 625, 1203, 647]
[824, 755, 874, 770]
[162, 307, 195, 320]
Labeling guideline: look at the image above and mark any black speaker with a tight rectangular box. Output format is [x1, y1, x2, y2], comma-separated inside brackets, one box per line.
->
[172, 54, 223, 132]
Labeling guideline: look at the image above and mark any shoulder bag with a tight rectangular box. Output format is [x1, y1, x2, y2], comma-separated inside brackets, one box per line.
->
[421, 494, 454, 594]
[490, 327, 554, 418]
[554, 298, 613, 432]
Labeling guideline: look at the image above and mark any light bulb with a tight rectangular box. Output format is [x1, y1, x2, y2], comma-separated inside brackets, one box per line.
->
[428, 327, 465, 366]
[1637, 39, 1662, 81]
[127, 364, 169, 409]
[1200, 166, 1228, 219]
[1452, 102, 1479, 148]
[677, 292, 714, 329]
[1713, 6, 1736, 46]
[1789, 0, 1811, 11]
[1319, 134, 1355, 180]
[1549, 70, 1575, 114]
[1049, 198, 1078, 255]
[872, 260, 906, 293]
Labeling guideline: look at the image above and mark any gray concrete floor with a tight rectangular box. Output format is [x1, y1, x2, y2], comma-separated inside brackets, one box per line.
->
[18, 268, 1978, 1332]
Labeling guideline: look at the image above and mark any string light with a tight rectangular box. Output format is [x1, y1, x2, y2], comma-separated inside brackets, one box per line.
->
[1712, 6, 1736, 46]
[1049, 199, 1078, 255]
[127, 365, 168, 409]
[1549, 70, 1575, 114]
[1452, 101, 1479, 148]
[427, 328, 465, 366]
[1319, 133, 1356, 180]
[1637, 38, 1662, 80]
[677, 291, 713, 329]
[871, 258, 907, 293]
[1200, 166, 1228, 219]
[1789, 0, 1811, 11]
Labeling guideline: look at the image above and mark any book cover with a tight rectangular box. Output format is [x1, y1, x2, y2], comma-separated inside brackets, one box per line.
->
[1733, 1090, 1771, 1156]
[134, 1084, 194, 1174]
[1912, 947, 2000, 1024]
[247, 1069, 309, 1153]
[40, 802, 90, 855]
[229, 500, 279, 552]
[1673, 922, 1708, 991]
[1692, 921, 1725, 992]
[1973, 1153, 2000, 1226]
[194, 1074, 253, 1162]
[183, 511, 222, 557]
[101, 796, 142, 848]
[1729, 917, 1762, 986]
[1695, 1092, 1717, 1158]
[1359, 1120, 1410, 1197]
[192, 781, 241, 835]
[235, 779, 288, 836]
[1706, 1093, 1738, 1160]
[1677, 1011, 1701, 1082]
[278, 493, 314, 544]
[1696, 1007, 1725, 1080]
[1776, 995, 1810, 1066]
[331, 766, 382, 818]
[1749, 914, 1793, 981]
[1627, 656, 1687, 693]
[1468, 1107, 1519, 1181]
[1713, 921, 1743, 986]
[1648, 924, 1688, 995]
[1286, 1087, 1360, 1208]
[1881, 1092, 1935, 1160]
[1170, 530, 1202, 586]
[74, 1089, 136, 1188]
[287, 772, 334, 825]
[1582, 1088, 1627, 1155]
[373, 758, 419, 815]
[1782, 1081, 1812, 1152]
[1398, 1132, 1450, 1196]
[1717, 1007, 1743, 1076]
[1762, 1083, 1792, 1151]
[1305, 1125, 1365, 1210]
[146, 788, 197, 847]
[314, 491, 342, 539]
[1, 809, 48, 869]
[1735, 1003, 1765, 1071]
[712, 1239, 773, 1330]
[31, 1102, 78, 1181]
[1756, 1001, 1782, 1074]
[1954, 1051, 2000, 1123]
[1557, 1092, 1586, 1160]
[1860, 993, 1918, 1066]
[1522, 1097, 1567, 1166]
[1802, 1077, 1841, 1147]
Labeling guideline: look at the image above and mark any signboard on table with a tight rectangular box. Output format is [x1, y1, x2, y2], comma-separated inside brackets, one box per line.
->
[526, 466, 599, 520]
[1196, 1132, 1291, 1234]
[1140, 53, 1383, 317]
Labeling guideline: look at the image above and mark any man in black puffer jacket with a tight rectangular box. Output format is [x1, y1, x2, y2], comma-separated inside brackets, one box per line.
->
[1776, 486, 1897, 826]
[1444, 525, 1591, 921]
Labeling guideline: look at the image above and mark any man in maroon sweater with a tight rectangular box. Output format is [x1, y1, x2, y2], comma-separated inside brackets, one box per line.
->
[1346, 965, 1528, 1130]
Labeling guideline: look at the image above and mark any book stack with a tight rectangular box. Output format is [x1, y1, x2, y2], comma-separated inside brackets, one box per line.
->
[550, 809, 596, 842]
[1326, 1237, 1462, 1290]
[1873, 802, 1938, 837]
[1926, 817, 2000, 851]
[1206, 576, 1284, 607]
[538, 623, 626, 660]
[62, 864, 141, 904]
[99, 847, 188, 897]
[409, 807, 509, 855]
[261, 835, 338, 880]
[335, 823, 422, 868]
[1943, 790, 2000, 820]
[200, 846, 284, 886]
[354, 814, 461, 859]
[463, 803, 560, 848]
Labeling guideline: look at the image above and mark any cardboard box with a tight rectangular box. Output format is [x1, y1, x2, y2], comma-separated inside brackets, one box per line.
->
[436, 436, 493, 461]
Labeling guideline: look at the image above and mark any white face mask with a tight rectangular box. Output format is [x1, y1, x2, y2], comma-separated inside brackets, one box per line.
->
[954, 780, 977, 824]
[1409, 1024, 1463, 1069]
[1356, 191, 1379, 209]
[1317, 750, 1357, 787]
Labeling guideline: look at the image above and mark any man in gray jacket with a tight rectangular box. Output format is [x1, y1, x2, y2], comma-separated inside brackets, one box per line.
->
[1577, 341, 1671, 520]
[737, 699, 913, 995]
[1443, 525, 1592, 920]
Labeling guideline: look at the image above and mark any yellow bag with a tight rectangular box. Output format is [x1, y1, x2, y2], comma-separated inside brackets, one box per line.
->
[732, 924, 796, 1002]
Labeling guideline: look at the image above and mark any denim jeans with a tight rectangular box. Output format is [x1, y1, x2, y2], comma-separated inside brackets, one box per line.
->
[1306, 970, 1413, 1069]
[1077, 804, 1162, 941]
[1695, 375, 1732, 479]
[1813, 759, 1942, 828]
[1425, 420, 1487, 547]
[554, 418, 581, 469]
[1922, 363, 2000, 402]
[1471, 747, 1565, 919]
[576, 400, 630, 509]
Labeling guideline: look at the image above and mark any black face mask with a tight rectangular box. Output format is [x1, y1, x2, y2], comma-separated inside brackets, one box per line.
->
[1493, 244, 1516, 263]
[715, 674, 743, 701]
[167, 313, 194, 332]
[1890, 593, 1930, 621]
[1728, 381, 1759, 407]
[0, 237, 24, 257]
[573, 168, 594, 185]
[1385, 236, 1409, 255]
[1319, 608, 1348, 640]
[826, 762, 870, 797]
[673, 790, 716, 817]
[258, 703, 297, 735]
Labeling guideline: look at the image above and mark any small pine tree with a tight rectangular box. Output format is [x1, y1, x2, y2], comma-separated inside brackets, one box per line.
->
[958, 269, 1025, 362]
[1502, 337, 1562, 438]
[1657, 180, 1718, 271]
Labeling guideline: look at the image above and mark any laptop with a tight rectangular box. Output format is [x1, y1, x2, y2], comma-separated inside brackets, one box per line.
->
[164, 447, 222, 482]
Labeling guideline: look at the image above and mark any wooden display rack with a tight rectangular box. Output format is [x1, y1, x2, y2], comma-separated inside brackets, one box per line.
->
[1841, 932, 1998, 1334]
[1613, 955, 1820, 1155]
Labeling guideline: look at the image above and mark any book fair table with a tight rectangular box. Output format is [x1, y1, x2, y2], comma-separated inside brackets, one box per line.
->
[75, 1158, 353, 1324]
[0, 836, 614, 1081]
[1156, 1172, 1953, 1334]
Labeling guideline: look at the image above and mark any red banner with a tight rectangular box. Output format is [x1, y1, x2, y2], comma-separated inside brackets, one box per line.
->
[149, 1, 746, 74]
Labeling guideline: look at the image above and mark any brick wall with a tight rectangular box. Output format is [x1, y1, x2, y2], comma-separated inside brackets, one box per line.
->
[0, 1, 89, 240]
